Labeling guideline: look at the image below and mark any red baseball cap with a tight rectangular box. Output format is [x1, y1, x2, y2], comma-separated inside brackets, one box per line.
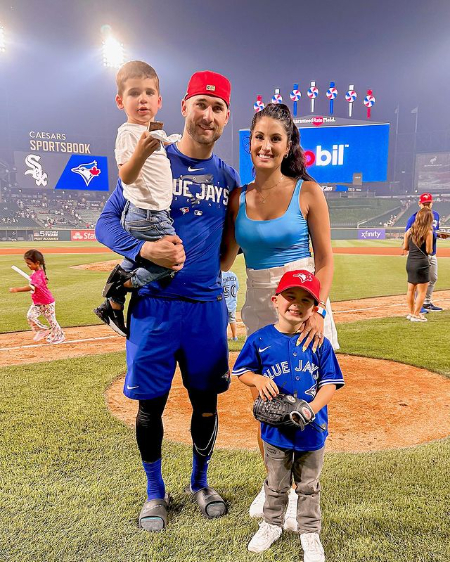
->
[184, 70, 231, 106]
[275, 270, 320, 304]
[419, 193, 433, 204]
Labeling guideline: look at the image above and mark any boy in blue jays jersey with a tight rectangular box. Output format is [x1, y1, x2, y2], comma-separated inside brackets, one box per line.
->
[96, 71, 240, 531]
[232, 270, 344, 558]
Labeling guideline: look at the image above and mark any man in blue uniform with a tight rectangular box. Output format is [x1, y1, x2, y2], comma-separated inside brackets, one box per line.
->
[405, 193, 447, 312]
[96, 71, 240, 531]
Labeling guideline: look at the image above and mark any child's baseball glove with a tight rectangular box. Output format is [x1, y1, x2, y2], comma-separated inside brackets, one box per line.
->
[253, 393, 315, 430]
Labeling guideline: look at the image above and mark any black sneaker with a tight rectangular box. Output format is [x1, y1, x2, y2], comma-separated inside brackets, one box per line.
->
[423, 303, 443, 312]
[102, 264, 133, 302]
[94, 299, 128, 337]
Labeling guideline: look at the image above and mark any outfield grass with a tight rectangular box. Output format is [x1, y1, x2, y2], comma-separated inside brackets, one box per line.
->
[1, 314, 449, 561]
[3, 249, 450, 332]
[1, 241, 450, 560]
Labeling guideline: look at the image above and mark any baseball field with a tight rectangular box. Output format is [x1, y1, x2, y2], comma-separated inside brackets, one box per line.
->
[1, 239, 449, 562]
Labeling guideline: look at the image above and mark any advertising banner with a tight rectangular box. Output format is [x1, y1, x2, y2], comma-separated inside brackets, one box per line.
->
[70, 229, 97, 241]
[33, 230, 61, 241]
[239, 123, 389, 185]
[357, 228, 386, 240]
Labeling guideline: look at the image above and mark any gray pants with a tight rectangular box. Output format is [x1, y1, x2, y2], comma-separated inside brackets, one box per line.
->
[424, 255, 438, 305]
[263, 441, 325, 533]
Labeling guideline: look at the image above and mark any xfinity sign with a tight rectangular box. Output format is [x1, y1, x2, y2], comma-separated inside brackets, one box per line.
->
[239, 123, 389, 185]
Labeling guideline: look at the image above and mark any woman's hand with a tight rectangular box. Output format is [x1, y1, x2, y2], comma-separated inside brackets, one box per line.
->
[296, 311, 325, 353]
[253, 375, 279, 401]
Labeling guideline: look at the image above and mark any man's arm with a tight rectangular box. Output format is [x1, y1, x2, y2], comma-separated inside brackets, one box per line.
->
[95, 181, 145, 262]
[95, 180, 185, 269]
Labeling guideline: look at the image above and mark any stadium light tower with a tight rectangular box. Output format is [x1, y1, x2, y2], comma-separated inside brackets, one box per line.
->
[0, 24, 6, 52]
[101, 25, 125, 68]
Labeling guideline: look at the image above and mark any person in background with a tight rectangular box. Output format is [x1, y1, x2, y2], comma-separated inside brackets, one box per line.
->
[403, 207, 434, 322]
[222, 269, 239, 341]
[9, 249, 65, 344]
[405, 193, 449, 312]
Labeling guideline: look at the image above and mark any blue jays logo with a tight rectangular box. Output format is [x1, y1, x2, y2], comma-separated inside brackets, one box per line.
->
[71, 160, 101, 187]
[293, 272, 314, 283]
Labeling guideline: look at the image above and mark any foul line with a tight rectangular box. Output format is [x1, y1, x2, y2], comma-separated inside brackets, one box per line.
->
[0, 334, 120, 352]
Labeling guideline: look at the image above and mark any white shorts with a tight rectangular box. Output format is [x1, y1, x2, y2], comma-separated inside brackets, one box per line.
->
[241, 257, 339, 350]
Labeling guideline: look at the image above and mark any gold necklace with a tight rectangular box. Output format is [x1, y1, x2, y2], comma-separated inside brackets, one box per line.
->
[254, 174, 284, 204]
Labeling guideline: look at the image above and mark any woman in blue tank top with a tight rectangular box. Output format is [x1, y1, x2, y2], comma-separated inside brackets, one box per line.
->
[221, 104, 338, 526]
[221, 103, 337, 349]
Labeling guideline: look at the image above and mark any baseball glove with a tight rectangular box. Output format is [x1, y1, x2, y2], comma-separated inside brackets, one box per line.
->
[253, 393, 315, 430]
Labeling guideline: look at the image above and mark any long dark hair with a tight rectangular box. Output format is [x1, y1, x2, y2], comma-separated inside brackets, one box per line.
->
[250, 103, 315, 181]
[410, 207, 433, 248]
[24, 249, 48, 280]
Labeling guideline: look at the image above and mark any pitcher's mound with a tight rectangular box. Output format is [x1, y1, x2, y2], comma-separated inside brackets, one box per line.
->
[106, 353, 450, 453]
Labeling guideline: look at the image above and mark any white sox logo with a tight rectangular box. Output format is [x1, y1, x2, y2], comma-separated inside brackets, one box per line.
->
[25, 154, 48, 187]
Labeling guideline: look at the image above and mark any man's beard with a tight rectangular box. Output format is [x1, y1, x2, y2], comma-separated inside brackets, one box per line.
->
[186, 120, 222, 146]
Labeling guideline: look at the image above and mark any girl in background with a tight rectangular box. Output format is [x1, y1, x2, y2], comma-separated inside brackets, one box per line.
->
[403, 207, 434, 322]
[9, 249, 65, 344]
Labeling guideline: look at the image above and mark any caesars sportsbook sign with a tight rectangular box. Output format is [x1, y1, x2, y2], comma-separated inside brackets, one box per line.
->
[2, 130, 110, 192]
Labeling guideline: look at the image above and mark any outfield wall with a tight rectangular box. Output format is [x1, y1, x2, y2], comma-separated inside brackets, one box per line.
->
[0, 227, 406, 242]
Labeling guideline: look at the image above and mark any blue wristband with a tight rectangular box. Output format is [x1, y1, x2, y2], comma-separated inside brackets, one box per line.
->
[315, 306, 327, 319]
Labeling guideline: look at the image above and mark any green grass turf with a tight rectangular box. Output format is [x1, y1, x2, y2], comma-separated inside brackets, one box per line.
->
[1, 313, 450, 561]
[224, 252, 450, 308]
[3, 248, 450, 333]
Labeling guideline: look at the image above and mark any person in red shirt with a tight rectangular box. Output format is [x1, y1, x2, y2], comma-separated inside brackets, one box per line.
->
[9, 249, 65, 344]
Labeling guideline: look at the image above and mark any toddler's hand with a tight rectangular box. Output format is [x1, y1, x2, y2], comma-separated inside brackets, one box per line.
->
[254, 375, 279, 402]
[9, 288, 17, 293]
[135, 131, 160, 160]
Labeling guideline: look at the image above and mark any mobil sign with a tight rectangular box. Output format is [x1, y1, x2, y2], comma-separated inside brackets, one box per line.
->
[238, 122, 389, 185]
[71, 229, 97, 241]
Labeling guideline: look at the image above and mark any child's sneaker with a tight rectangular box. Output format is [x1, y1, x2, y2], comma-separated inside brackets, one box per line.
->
[33, 329, 50, 342]
[283, 488, 298, 532]
[248, 521, 282, 553]
[249, 485, 265, 518]
[102, 264, 132, 303]
[94, 299, 127, 337]
[300, 532, 325, 562]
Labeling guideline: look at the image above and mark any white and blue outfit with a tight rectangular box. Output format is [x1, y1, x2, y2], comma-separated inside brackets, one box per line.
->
[221, 270, 239, 323]
[232, 324, 344, 531]
[235, 179, 339, 349]
[115, 122, 179, 287]
[406, 210, 440, 305]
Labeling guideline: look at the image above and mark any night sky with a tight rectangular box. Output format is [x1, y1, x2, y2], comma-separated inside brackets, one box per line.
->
[1, 0, 449, 173]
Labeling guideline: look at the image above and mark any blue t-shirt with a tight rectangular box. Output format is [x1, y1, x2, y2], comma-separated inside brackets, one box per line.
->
[232, 324, 344, 451]
[221, 270, 239, 312]
[406, 210, 439, 256]
[96, 143, 240, 300]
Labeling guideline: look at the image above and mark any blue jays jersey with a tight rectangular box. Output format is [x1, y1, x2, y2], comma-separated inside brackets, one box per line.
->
[406, 210, 439, 255]
[96, 143, 240, 300]
[221, 270, 239, 312]
[232, 324, 344, 451]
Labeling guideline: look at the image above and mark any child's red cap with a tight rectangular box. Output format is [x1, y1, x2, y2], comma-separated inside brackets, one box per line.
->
[184, 71, 231, 106]
[275, 270, 320, 304]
